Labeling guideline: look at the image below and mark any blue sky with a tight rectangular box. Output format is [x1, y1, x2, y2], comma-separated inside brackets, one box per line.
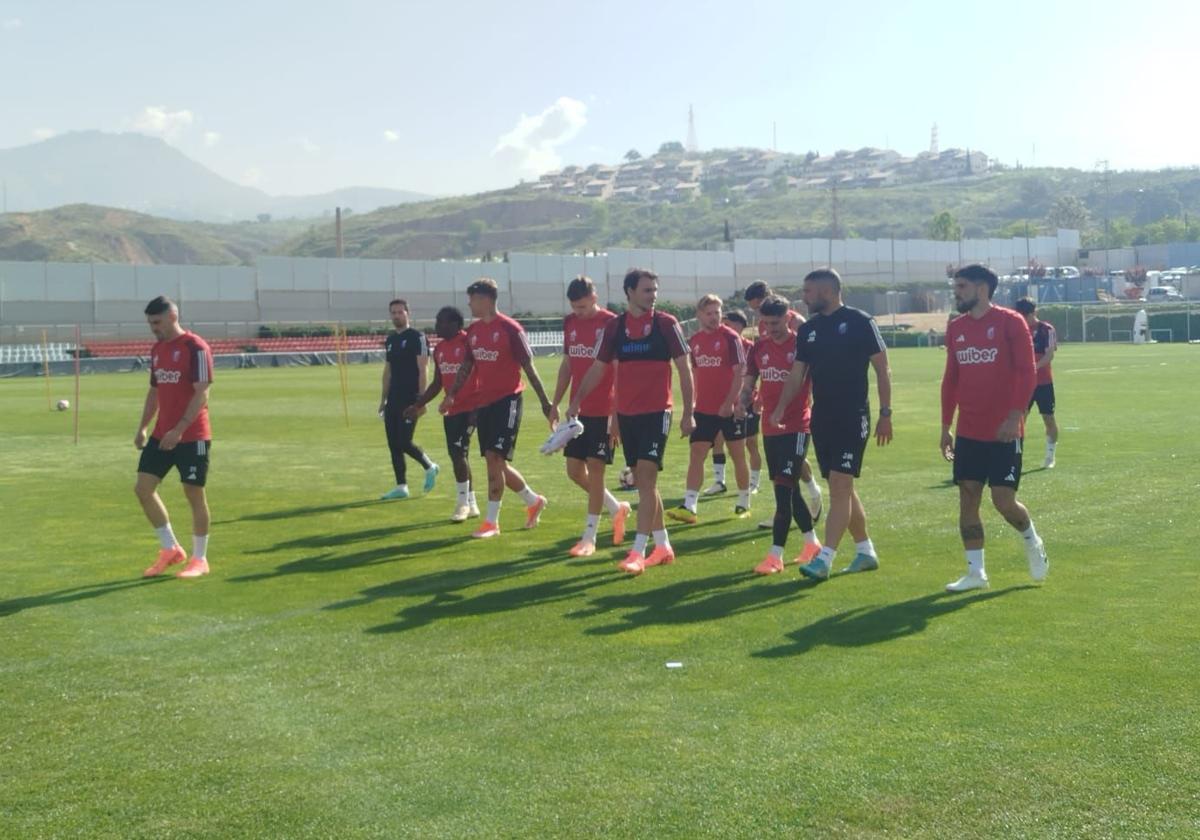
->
[1, 0, 1193, 196]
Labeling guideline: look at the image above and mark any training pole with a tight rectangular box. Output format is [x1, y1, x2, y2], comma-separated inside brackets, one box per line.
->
[42, 329, 52, 411]
[73, 324, 81, 445]
[337, 323, 351, 428]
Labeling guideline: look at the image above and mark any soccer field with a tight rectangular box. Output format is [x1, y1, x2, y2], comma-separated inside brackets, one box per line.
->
[2, 344, 1198, 838]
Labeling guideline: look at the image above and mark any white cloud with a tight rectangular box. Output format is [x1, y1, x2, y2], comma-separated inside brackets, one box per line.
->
[294, 136, 320, 154]
[493, 96, 587, 178]
[32, 127, 56, 141]
[129, 105, 195, 141]
[241, 167, 263, 186]
[1, 18, 21, 30]
[383, 129, 399, 143]
[203, 131, 222, 147]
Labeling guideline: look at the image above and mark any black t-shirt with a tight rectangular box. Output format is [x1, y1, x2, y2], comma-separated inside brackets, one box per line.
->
[794, 305, 886, 419]
[385, 328, 428, 403]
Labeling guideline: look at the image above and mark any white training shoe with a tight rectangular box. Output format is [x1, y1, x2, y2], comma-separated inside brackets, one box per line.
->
[805, 485, 823, 523]
[946, 570, 989, 592]
[468, 503, 480, 519]
[1026, 537, 1049, 582]
[756, 518, 774, 530]
[702, 481, 727, 496]
[450, 503, 471, 523]
[1042, 456, 1055, 469]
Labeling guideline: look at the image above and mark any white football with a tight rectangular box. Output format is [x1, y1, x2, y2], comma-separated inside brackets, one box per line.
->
[56, 399, 70, 411]
[618, 466, 636, 490]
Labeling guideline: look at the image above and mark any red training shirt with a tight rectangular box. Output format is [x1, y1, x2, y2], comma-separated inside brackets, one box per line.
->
[150, 331, 213, 442]
[564, 308, 616, 417]
[595, 310, 688, 415]
[466, 313, 532, 407]
[689, 325, 746, 415]
[747, 331, 811, 435]
[434, 331, 480, 415]
[941, 306, 1036, 442]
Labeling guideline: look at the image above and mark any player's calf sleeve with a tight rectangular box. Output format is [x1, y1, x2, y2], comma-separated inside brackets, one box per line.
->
[772, 482, 792, 548]
[791, 484, 813, 532]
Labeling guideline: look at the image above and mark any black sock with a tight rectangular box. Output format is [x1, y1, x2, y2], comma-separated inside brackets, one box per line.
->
[791, 484, 813, 533]
[772, 482, 792, 548]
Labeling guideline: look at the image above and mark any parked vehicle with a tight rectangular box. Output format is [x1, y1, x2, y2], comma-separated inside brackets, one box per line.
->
[1146, 286, 1183, 302]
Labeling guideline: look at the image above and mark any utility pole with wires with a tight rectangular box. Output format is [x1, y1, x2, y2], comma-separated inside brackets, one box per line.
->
[1096, 160, 1111, 276]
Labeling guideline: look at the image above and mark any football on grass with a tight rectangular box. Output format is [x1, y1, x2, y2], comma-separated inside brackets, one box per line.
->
[618, 466, 635, 490]
[56, 399, 70, 411]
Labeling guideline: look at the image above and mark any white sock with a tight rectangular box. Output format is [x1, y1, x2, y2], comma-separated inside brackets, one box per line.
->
[816, 546, 837, 567]
[804, 530, 820, 545]
[192, 534, 208, 558]
[155, 523, 179, 550]
[652, 528, 671, 548]
[468, 491, 478, 508]
[856, 538, 876, 557]
[769, 544, 784, 559]
[683, 489, 699, 511]
[1022, 522, 1039, 543]
[518, 484, 540, 506]
[713, 463, 726, 484]
[1046, 441, 1057, 456]
[737, 490, 750, 508]
[602, 490, 621, 515]
[749, 469, 761, 490]
[581, 514, 600, 543]
[486, 500, 501, 525]
[633, 533, 649, 554]
[456, 481, 470, 504]
[803, 476, 821, 498]
[966, 548, 985, 575]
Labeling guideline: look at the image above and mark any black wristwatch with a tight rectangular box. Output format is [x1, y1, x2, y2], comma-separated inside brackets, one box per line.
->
[878, 407, 892, 418]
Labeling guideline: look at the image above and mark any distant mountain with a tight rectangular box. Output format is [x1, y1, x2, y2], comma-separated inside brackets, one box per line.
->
[0, 132, 431, 221]
[0, 204, 309, 264]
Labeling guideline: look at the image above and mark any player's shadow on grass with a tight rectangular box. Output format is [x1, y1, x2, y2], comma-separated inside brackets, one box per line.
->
[360, 568, 624, 634]
[248, 520, 450, 554]
[752, 585, 1036, 658]
[569, 571, 804, 635]
[0, 578, 167, 617]
[213, 499, 381, 525]
[229, 534, 473, 582]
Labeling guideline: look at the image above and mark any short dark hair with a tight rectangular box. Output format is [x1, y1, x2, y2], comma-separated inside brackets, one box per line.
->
[144, 295, 176, 316]
[723, 308, 748, 328]
[566, 275, 595, 302]
[435, 305, 464, 328]
[758, 295, 790, 318]
[954, 264, 999, 298]
[466, 277, 499, 300]
[388, 298, 409, 310]
[743, 280, 770, 302]
[623, 268, 657, 296]
[803, 268, 841, 292]
[1013, 297, 1037, 316]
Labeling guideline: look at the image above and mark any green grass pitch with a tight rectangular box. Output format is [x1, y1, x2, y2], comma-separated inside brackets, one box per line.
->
[2, 344, 1198, 838]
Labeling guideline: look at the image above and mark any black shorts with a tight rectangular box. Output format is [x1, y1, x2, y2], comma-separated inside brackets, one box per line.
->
[742, 411, 761, 438]
[690, 411, 743, 444]
[618, 410, 671, 470]
[564, 414, 613, 464]
[476, 393, 522, 461]
[811, 410, 870, 479]
[764, 432, 809, 482]
[138, 438, 211, 487]
[953, 436, 1023, 489]
[443, 412, 475, 460]
[1028, 383, 1056, 416]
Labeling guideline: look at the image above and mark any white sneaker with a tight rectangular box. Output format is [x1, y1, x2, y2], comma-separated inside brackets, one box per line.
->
[946, 570, 989, 592]
[1042, 456, 1055, 469]
[757, 518, 774, 530]
[702, 481, 727, 496]
[450, 503, 471, 523]
[468, 503, 480, 519]
[1026, 537, 1048, 581]
[805, 485, 823, 523]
